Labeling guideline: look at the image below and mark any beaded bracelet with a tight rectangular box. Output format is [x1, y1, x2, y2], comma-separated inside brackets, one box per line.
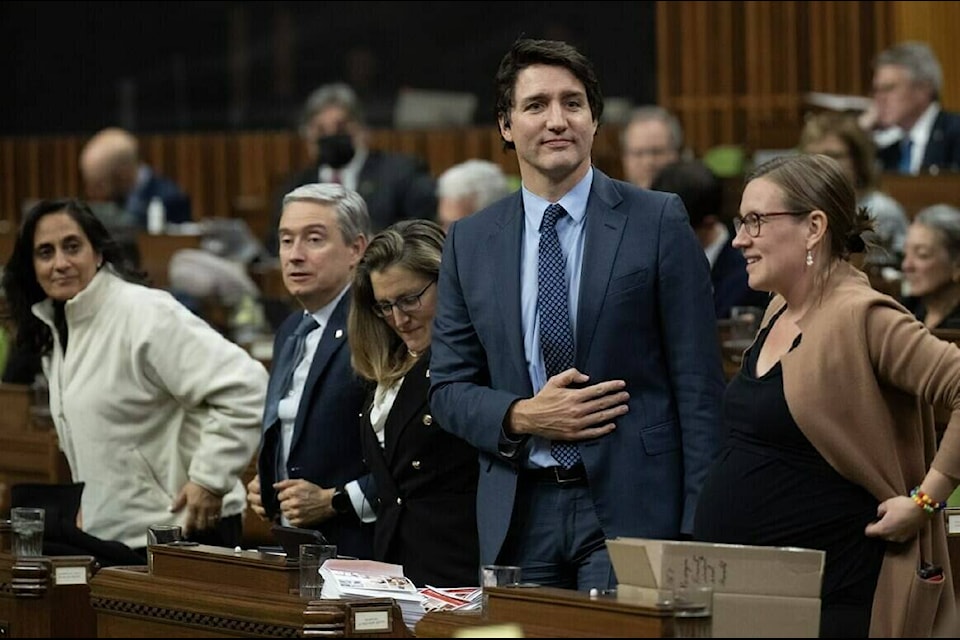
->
[909, 486, 947, 515]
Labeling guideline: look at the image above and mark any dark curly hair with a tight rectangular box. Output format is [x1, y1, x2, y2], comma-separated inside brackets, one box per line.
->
[2, 198, 145, 355]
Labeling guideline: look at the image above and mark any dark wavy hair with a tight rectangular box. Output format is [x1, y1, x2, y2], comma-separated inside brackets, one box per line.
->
[494, 38, 604, 151]
[2, 198, 145, 355]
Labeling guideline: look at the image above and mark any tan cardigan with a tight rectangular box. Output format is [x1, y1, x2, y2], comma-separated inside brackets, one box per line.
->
[761, 261, 960, 637]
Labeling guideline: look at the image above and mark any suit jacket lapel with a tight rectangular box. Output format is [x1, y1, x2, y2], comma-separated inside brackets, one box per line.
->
[925, 113, 947, 166]
[262, 320, 295, 432]
[492, 195, 528, 383]
[577, 171, 626, 364]
[291, 293, 351, 449]
[383, 352, 431, 464]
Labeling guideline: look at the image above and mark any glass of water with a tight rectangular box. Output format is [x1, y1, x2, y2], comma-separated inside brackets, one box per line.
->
[11, 507, 45, 557]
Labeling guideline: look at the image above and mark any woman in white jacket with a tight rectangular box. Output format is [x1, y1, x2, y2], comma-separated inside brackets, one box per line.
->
[2, 199, 268, 553]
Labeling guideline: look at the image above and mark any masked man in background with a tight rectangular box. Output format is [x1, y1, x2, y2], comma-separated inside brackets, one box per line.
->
[266, 83, 437, 255]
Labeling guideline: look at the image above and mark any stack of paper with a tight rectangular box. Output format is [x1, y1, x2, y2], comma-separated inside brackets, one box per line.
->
[319, 559, 425, 629]
[419, 585, 482, 613]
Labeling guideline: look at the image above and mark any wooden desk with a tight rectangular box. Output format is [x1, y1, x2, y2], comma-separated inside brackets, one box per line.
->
[416, 585, 673, 638]
[0, 385, 69, 514]
[136, 233, 203, 290]
[878, 173, 960, 219]
[89, 543, 411, 637]
[0, 383, 33, 432]
[0, 547, 98, 638]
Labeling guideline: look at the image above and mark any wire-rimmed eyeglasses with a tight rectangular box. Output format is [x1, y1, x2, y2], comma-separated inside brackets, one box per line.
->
[733, 211, 810, 237]
[371, 280, 436, 318]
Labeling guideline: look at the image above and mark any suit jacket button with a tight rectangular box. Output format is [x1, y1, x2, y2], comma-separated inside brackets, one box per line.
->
[422, 414, 433, 426]
[396, 497, 403, 505]
[412, 460, 421, 469]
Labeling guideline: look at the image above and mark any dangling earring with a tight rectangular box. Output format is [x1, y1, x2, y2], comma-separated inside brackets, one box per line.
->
[805, 250, 813, 267]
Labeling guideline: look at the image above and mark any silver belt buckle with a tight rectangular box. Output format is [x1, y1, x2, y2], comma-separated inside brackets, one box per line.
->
[554, 466, 579, 484]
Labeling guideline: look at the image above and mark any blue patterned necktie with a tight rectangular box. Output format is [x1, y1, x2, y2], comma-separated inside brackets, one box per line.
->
[263, 313, 319, 428]
[898, 138, 913, 174]
[538, 203, 581, 469]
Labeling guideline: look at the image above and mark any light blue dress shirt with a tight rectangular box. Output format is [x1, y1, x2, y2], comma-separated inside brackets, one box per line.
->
[520, 167, 592, 467]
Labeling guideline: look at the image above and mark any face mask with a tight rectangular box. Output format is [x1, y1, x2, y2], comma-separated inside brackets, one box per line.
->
[316, 134, 356, 169]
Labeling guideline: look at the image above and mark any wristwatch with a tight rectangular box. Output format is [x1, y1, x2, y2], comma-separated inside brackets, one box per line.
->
[331, 486, 351, 516]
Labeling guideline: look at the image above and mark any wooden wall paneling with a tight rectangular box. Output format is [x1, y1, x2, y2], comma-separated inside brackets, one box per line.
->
[690, 2, 710, 153]
[51, 137, 80, 202]
[714, 2, 737, 150]
[891, 1, 960, 111]
[486, 130, 518, 178]
[211, 133, 232, 220]
[809, 1, 836, 91]
[26, 139, 41, 204]
[656, 1, 898, 157]
[175, 134, 199, 217]
[423, 130, 462, 177]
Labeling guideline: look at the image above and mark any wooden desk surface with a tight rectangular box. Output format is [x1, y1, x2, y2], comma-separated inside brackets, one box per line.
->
[90, 544, 411, 638]
[136, 232, 203, 290]
[416, 585, 672, 638]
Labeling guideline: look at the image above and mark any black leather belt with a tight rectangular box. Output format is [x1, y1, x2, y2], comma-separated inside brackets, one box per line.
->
[523, 463, 587, 485]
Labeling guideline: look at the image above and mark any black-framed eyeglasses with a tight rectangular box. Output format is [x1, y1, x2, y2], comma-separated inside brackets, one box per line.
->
[371, 280, 436, 318]
[733, 211, 810, 238]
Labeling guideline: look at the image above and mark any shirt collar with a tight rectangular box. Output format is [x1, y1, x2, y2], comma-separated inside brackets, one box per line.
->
[307, 283, 350, 328]
[521, 166, 594, 230]
[904, 102, 941, 145]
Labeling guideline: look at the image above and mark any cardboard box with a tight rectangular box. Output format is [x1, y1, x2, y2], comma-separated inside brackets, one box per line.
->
[608, 538, 825, 638]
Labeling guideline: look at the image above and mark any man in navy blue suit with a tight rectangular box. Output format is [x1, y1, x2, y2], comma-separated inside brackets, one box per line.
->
[650, 159, 769, 319]
[429, 38, 725, 591]
[266, 83, 437, 255]
[871, 42, 960, 175]
[80, 127, 192, 228]
[247, 183, 375, 559]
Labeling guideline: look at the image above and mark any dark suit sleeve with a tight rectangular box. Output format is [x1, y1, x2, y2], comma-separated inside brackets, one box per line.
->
[400, 161, 438, 221]
[656, 195, 727, 534]
[429, 221, 524, 457]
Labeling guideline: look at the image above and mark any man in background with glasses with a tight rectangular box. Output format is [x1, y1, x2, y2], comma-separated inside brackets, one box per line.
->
[865, 41, 960, 175]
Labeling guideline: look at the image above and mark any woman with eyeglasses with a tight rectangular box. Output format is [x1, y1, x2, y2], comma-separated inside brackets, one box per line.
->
[347, 219, 480, 587]
[694, 154, 960, 637]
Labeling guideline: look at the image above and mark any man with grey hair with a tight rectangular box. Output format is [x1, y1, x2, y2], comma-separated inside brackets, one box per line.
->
[436, 159, 513, 231]
[871, 41, 960, 174]
[248, 183, 375, 559]
[267, 83, 436, 254]
[619, 105, 687, 188]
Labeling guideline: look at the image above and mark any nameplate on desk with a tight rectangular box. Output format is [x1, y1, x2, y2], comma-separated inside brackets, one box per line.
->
[55, 565, 88, 585]
[947, 510, 960, 535]
[353, 607, 392, 632]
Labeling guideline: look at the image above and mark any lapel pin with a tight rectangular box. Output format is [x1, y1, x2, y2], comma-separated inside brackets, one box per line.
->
[425, 369, 430, 378]
[335, 329, 343, 339]
[422, 414, 433, 426]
